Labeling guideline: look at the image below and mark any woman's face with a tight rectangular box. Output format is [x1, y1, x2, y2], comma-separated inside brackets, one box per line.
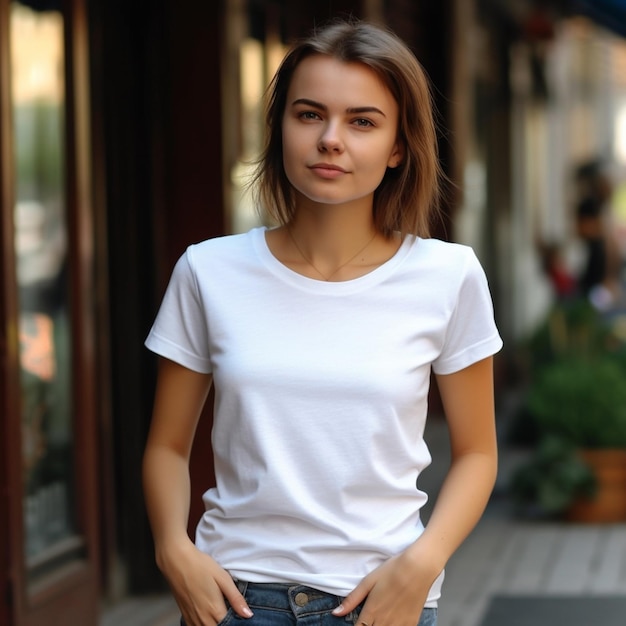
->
[281, 54, 403, 212]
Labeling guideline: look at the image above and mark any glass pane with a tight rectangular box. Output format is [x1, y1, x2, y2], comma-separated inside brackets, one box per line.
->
[230, 27, 286, 233]
[10, 1, 78, 575]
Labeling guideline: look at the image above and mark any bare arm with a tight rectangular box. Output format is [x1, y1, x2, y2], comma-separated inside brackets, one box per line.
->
[416, 356, 498, 564]
[142, 358, 253, 625]
[334, 357, 498, 625]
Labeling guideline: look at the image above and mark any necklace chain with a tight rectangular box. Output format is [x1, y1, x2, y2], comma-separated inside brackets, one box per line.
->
[287, 226, 377, 281]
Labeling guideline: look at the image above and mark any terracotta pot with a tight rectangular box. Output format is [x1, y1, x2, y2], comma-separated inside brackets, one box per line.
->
[566, 449, 626, 523]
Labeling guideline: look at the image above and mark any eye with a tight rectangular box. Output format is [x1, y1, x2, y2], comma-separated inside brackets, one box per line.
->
[298, 111, 321, 121]
[352, 118, 374, 128]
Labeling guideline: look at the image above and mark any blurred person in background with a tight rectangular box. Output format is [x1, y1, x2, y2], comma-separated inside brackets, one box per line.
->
[574, 159, 624, 310]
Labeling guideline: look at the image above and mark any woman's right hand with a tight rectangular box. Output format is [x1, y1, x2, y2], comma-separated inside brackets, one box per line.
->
[159, 538, 253, 626]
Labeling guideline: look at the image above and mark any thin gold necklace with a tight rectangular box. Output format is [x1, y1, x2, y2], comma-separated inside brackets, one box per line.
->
[286, 226, 378, 281]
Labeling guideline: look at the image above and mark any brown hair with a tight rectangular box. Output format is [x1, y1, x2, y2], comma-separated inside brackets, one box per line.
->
[253, 19, 443, 238]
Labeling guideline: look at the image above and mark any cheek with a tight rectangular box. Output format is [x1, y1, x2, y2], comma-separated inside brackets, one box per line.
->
[281, 124, 299, 164]
[281, 123, 307, 183]
[281, 140, 299, 188]
[281, 134, 292, 175]
[361, 151, 395, 178]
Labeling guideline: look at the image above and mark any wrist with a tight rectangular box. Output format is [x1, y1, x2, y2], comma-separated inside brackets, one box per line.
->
[154, 533, 196, 572]
[402, 538, 448, 577]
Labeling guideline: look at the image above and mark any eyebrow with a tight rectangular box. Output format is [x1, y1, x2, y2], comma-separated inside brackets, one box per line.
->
[291, 98, 387, 118]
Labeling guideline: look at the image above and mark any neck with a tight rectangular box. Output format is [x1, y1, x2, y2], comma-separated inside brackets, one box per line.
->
[289, 196, 377, 262]
[289, 222, 377, 271]
[285, 207, 381, 282]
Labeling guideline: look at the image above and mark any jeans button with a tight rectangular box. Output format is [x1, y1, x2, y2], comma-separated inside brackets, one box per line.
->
[294, 592, 309, 607]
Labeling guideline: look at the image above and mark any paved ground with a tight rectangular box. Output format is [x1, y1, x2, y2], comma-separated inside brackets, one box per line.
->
[438, 515, 626, 626]
[100, 408, 626, 626]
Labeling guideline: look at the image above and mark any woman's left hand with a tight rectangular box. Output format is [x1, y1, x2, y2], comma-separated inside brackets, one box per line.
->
[332, 547, 441, 626]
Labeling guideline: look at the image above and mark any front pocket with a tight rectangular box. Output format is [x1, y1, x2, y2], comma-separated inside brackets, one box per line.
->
[216, 607, 234, 626]
[180, 608, 233, 626]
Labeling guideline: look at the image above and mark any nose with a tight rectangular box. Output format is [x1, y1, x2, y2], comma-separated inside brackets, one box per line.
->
[317, 122, 344, 153]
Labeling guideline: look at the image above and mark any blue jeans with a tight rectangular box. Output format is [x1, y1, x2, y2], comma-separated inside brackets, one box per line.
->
[181, 580, 437, 625]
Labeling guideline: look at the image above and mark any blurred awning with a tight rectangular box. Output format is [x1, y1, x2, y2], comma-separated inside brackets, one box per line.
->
[572, 0, 626, 37]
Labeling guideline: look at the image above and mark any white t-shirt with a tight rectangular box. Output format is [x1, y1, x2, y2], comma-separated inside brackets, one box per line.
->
[145, 226, 503, 606]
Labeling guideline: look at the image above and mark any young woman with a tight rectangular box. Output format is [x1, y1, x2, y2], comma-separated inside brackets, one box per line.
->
[143, 19, 502, 626]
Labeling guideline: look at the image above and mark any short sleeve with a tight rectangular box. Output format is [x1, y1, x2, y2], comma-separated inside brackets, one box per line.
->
[432, 250, 503, 375]
[144, 248, 212, 373]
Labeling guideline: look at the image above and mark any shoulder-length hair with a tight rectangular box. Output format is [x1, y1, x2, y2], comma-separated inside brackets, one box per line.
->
[253, 19, 443, 238]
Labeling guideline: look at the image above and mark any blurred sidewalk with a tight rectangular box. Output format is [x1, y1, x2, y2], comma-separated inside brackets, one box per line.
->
[100, 398, 626, 626]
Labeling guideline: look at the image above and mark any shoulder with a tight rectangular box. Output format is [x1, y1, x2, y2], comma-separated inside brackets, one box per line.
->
[187, 229, 257, 260]
[182, 228, 261, 272]
[415, 237, 473, 257]
[400, 238, 493, 306]
[164, 229, 262, 292]
[411, 237, 481, 274]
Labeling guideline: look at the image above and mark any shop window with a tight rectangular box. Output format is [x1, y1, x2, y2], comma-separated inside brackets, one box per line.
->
[10, 0, 81, 581]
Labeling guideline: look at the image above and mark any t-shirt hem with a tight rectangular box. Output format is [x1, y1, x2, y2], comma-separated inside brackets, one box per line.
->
[145, 330, 212, 373]
[432, 334, 503, 375]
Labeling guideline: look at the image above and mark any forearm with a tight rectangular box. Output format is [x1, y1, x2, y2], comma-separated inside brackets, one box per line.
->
[142, 360, 212, 569]
[410, 358, 498, 570]
[408, 449, 497, 570]
[142, 443, 194, 568]
[143, 437, 254, 623]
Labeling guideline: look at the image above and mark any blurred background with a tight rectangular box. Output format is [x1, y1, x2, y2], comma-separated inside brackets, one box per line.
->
[1, 1, 625, 625]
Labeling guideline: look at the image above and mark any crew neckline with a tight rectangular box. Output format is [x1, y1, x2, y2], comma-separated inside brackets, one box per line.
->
[252, 226, 417, 294]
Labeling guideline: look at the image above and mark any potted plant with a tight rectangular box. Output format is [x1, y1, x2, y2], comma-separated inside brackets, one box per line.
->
[511, 355, 626, 522]
[510, 435, 595, 519]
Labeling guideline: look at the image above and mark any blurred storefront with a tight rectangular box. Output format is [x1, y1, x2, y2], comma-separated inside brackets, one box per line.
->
[1, 0, 625, 624]
[0, 1, 101, 623]
[444, 0, 626, 362]
[498, 1, 626, 342]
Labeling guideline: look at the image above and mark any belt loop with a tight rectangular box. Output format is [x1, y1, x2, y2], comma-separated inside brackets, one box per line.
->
[236, 579, 248, 596]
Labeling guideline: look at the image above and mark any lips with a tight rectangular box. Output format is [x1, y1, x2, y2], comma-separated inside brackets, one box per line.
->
[310, 162, 347, 172]
[309, 163, 348, 179]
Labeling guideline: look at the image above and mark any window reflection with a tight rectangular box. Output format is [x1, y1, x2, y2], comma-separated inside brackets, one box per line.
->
[10, 1, 76, 568]
[230, 30, 286, 233]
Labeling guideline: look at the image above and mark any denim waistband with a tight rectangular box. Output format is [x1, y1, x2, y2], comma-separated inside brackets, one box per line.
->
[181, 580, 437, 626]
[235, 580, 345, 617]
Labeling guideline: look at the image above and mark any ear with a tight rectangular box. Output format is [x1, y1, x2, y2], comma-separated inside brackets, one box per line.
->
[387, 140, 405, 169]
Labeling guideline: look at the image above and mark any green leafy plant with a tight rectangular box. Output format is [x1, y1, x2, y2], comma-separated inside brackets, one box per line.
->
[510, 298, 626, 519]
[510, 436, 595, 517]
[527, 356, 626, 448]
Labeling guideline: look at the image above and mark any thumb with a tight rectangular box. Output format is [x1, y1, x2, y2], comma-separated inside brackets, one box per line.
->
[221, 578, 254, 619]
[331, 581, 371, 617]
